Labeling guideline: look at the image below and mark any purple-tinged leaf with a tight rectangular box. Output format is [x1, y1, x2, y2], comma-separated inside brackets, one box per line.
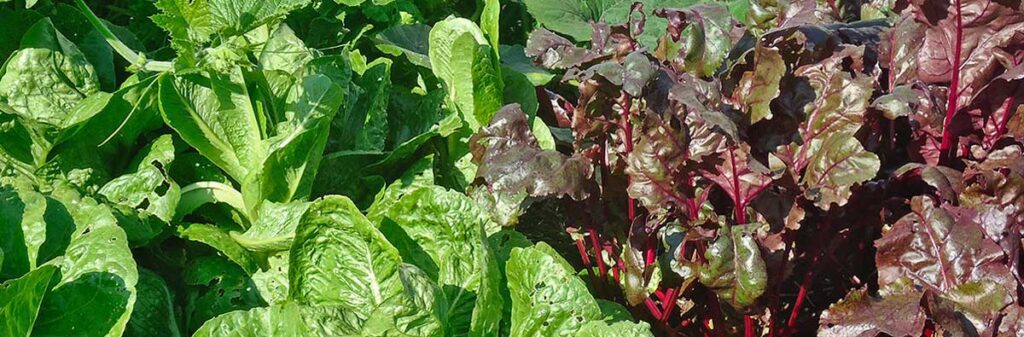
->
[893, 163, 964, 203]
[875, 196, 1015, 294]
[470, 104, 595, 200]
[700, 144, 773, 211]
[878, 15, 925, 88]
[819, 279, 926, 337]
[927, 280, 1014, 335]
[626, 113, 692, 217]
[730, 45, 784, 123]
[524, 29, 600, 70]
[654, 4, 735, 78]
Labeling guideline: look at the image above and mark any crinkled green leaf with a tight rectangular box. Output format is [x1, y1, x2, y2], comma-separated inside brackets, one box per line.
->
[250, 252, 289, 304]
[231, 201, 311, 253]
[428, 18, 503, 130]
[380, 186, 502, 336]
[245, 73, 346, 209]
[99, 135, 180, 223]
[192, 302, 312, 337]
[507, 242, 602, 337]
[182, 256, 266, 332]
[576, 320, 654, 337]
[159, 70, 264, 183]
[260, 23, 313, 74]
[289, 196, 403, 318]
[0, 18, 99, 127]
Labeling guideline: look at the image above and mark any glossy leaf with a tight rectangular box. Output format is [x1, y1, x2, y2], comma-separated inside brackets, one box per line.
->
[470, 104, 594, 200]
[0, 19, 99, 126]
[699, 223, 768, 309]
[288, 196, 403, 318]
[0, 265, 57, 337]
[507, 242, 603, 337]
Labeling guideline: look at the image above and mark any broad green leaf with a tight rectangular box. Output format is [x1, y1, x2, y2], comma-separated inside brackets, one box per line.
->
[0, 18, 99, 126]
[245, 73, 346, 209]
[33, 225, 138, 337]
[451, 37, 505, 130]
[158, 70, 265, 183]
[192, 302, 312, 337]
[507, 243, 602, 337]
[56, 75, 163, 167]
[428, 18, 487, 90]
[250, 252, 290, 304]
[501, 65, 539, 119]
[499, 45, 555, 86]
[699, 223, 767, 309]
[126, 269, 182, 337]
[310, 151, 387, 209]
[207, 0, 311, 36]
[374, 24, 432, 69]
[359, 264, 444, 337]
[481, 0, 501, 49]
[0, 181, 75, 280]
[260, 23, 313, 74]
[366, 155, 435, 224]
[487, 230, 531, 336]
[0, 265, 56, 337]
[596, 300, 633, 323]
[331, 59, 392, 152]
[576, 320, 654, 337]
[182, 256, 266, 332]
[99, 135, 180, 223]
[0, 9, 44, 63]
[177, 223, 259, 274]
[380, 186, 502, 336]
[0, 112, 36, 168]
[231, 201, 311, 252]
[429, 19, 504, 131]
[289, 196, 404, 318]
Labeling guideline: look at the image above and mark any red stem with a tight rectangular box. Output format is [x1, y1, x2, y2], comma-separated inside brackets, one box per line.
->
[622, 93, 636, 222]
[745, 316, 756, 337]
[939, 0, 964, 158]
[659, 287, 680, 323]
[786, 255, 821, 335]
[588, 228, 608, 279]
[645, 297, 663, 319]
